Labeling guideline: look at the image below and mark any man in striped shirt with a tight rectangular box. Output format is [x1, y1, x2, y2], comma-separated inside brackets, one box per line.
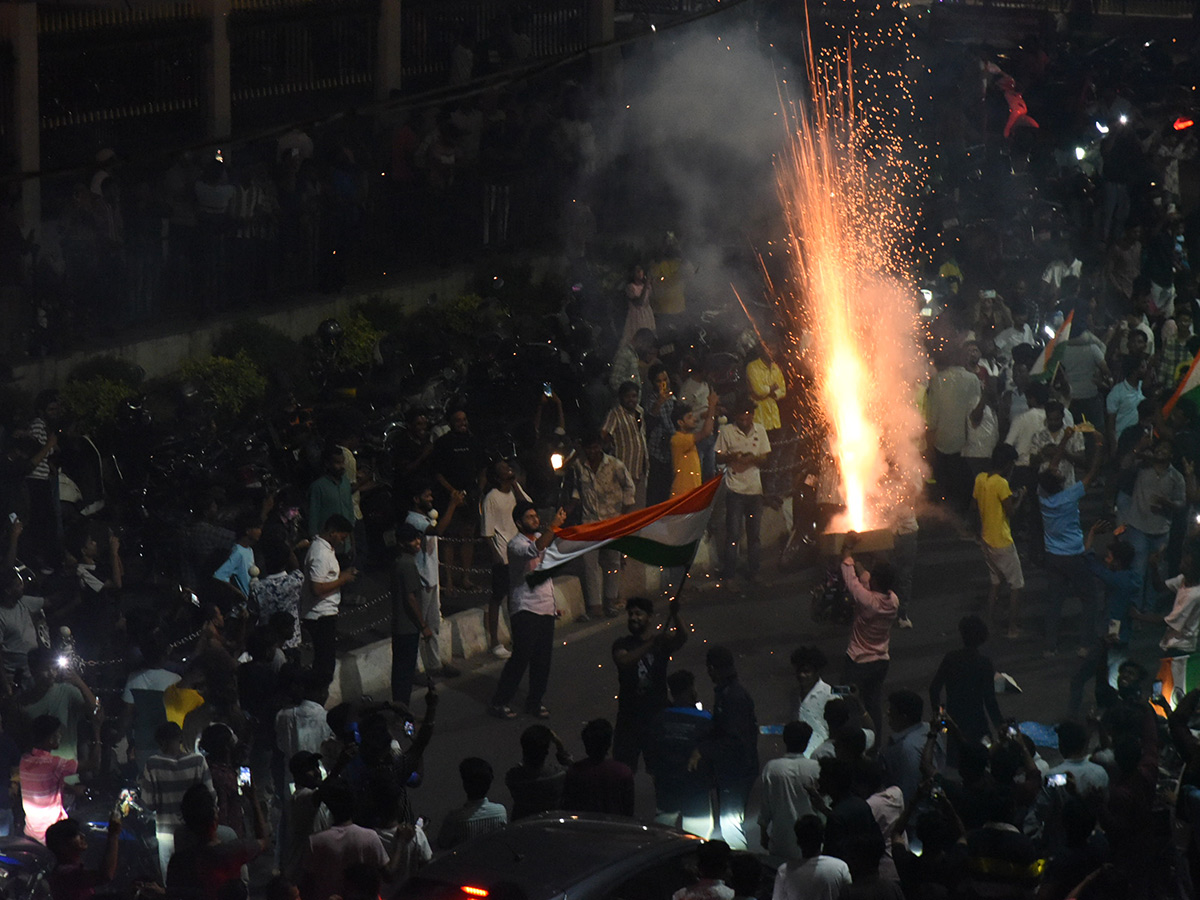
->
[602, 383, 649, 509]
[24, 390, 62, 573]
[139, 721, 213, 880]
[20, 713, 100, 844]
[436, 757, 508, 850]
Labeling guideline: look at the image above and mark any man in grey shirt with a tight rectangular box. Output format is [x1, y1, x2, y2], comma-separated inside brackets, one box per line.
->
[1124, 440, 1186, 610]
[0, 569, 46, 688]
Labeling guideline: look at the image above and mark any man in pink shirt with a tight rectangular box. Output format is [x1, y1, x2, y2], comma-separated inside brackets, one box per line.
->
[20, 714, 100, 844]
[839, 534, 899, 736]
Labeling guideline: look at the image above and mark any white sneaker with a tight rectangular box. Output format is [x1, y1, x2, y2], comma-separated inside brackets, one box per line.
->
[491, 644, 512, 659]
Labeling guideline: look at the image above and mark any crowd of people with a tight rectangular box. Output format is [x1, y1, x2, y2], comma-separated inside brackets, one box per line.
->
[0, 8, 1199, 900]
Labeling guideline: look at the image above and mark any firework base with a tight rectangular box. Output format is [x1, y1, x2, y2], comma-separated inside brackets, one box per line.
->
[818, 528, 895, 557]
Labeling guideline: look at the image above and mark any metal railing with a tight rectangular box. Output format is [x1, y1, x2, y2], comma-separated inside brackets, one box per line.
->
[400, 0, 590, 85]
[229, 0, 379, 104]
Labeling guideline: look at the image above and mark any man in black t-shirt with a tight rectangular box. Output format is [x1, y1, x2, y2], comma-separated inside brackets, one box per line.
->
[611, 596, 687, 771]
[391, 523, 429, 705]
[432, 409, 485, 594]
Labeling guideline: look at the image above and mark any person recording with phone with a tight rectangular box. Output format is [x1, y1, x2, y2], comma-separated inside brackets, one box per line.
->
[1023, 721, 1108, 853]
[19, 647, 98, 770]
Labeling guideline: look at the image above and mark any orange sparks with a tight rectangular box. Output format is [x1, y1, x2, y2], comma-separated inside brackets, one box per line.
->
[775, 32, 926, 533]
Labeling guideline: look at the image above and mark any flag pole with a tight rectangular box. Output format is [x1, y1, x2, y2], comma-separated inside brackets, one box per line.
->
[668, 476, 725, 617]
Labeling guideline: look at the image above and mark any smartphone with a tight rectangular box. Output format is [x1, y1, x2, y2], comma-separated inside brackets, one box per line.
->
[1153, 680, 1164, 697]
[1006, 724, 1020, 739]
[759, 724, 785, 735]
[350, 722, 362, 745]
[7, 513, 16, 524]
[238, 766, 252, 787]
[1107, 618, 1122, 638]
[831, 684, 853, 696]
[416, 816, 426, 829]
[1047, 773, 1068, 787]
[403, 719, 415, 737]
[543, 382, 553, 398]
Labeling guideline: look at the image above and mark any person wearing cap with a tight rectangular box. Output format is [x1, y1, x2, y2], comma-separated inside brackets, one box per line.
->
[391, 521, 428, 705]
[488, 500, 566, 719]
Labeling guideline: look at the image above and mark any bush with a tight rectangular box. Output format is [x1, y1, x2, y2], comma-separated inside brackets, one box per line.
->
[67, 355, 144, 388]
[212, 321, 303, 385]
[179, 351, 268, 421]
[60, 377, 136, 431]
[337, 313, 383, 371]
[354, 296, 407, 337]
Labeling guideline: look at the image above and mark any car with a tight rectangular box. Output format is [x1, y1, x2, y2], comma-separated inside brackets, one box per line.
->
[398, 813, 774, 900]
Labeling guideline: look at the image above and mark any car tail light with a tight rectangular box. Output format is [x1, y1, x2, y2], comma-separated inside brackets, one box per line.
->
[461, 889, 489, 898]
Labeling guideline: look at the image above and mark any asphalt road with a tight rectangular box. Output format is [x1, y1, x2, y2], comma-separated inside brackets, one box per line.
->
[395, 500, 1164, 845]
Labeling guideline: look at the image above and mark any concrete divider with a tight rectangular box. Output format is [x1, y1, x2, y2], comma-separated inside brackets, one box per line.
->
[326, 504, 790, 706]
[451, 607, 489, 659]
[328, 574, 585, 706]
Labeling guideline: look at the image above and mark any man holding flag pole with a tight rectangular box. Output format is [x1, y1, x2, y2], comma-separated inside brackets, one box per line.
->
[488, 501, 567, 721]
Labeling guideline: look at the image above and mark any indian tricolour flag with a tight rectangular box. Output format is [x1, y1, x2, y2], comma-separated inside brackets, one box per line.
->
[531, 474, 724, 582]
[1030, 309, 1073, 381]
[1155, 654, 1200, 714]
[1161, 346, 1200, 419]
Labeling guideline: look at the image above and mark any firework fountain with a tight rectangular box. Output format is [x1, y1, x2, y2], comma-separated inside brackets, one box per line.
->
[775, 15, 928, 535]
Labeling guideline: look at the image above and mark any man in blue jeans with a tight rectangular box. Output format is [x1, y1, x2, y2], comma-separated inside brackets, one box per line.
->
[390, 522, 427, 705]
[715, 400, 771, 582]
[1123, 440, 1186, 610]
[489, 501, 566, 720]
[1037, 427, 1103, 657]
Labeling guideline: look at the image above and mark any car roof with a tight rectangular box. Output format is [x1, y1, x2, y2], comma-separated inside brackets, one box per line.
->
[405, 814, 703, 900]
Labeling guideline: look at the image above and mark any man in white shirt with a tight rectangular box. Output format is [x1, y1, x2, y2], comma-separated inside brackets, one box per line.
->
[1024, 721, 1107, 853]
[926, 350, 982, 513]
[758, 722, 819, 860]
[715, 401, 771, 581]
[480, 460, 530, 657]
[300, 515, 356, 684]
[407, 482, 465, 678]
[1030, 401, 1086, 487]
[275, 669, 333, 772]
[791, 646, 833, 758]
[1159, 558, 1200, 659]
[772, 815, 852, 900]
[488, 501, 566, 719]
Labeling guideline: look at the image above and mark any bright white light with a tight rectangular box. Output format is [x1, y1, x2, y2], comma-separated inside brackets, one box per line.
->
[650, 24, 656, 31]
[1074, 146, 1086, 161]
[1095, 121, 1109, 134]
[550, 453, 564, 471]
[1043, 325, 1056, 338]
[56, 655, 69, 669]
[1119, 114, 1129, 125]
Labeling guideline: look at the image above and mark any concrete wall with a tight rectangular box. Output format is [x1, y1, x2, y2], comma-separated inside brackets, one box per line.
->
[11, 270, 473, 394]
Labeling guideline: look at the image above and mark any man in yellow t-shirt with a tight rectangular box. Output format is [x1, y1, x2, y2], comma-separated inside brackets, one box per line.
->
[746, 343, 786, 503]
[972, 443, 1025, 639]
[669, 395, 719, 499]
